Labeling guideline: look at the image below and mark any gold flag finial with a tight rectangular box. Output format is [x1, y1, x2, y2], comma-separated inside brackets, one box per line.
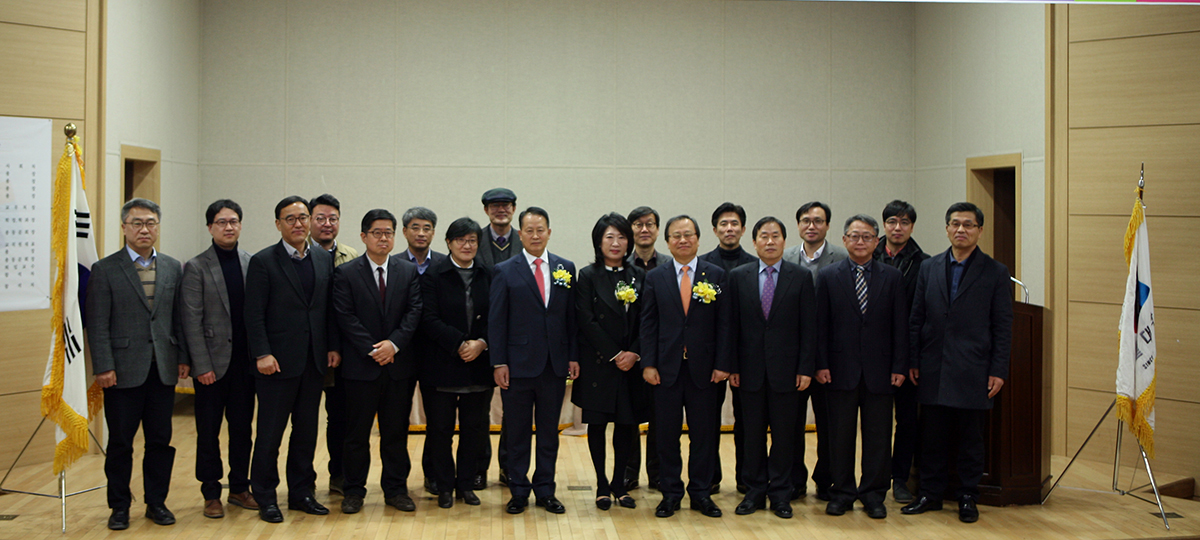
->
[64, 123, 77, 139]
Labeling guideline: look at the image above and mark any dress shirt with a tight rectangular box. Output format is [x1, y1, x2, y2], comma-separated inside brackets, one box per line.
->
[125, 245, 157, 268]
[404, 249, 433, 275]
[800, 240, 827, 264]
[367, 254, 397, 353]
[523, 249, 551, 307]
[758, 259, 783, 296]
[672, 257, 698, 288]
[285, 240, 309, 260]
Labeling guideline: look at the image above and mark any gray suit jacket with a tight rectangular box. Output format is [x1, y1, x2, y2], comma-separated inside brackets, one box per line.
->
[783, 241, 848, 288]
[181, 244, 251, 381]
[86, 248, 186, 389]
[474, 227, 522, 269]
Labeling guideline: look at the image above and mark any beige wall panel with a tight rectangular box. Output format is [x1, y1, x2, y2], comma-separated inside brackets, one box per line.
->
[1066, 215, 1197, 309]
[721, 169, 831, 240]
[613, 168, 725, 254]
[0, 23, 85, 120]
[0, 391, 55, 466]
[0, 0, 85, 31]
[392, 167, 507, 237]
[1067, 387, 1200, 482]
[1068, 32, 1200, 128]
[196, 165, 286, 253]
[504, 167, 619, 264]
[1069, 5, 1200, 43]
[831, 170, 915, 226]
[913, 4, 955, 169]
[0, 309, 51, 396]
[1068, 125, 1200, 217]
[287, 165, 396, 257]
[1067, 302, 1200, 404]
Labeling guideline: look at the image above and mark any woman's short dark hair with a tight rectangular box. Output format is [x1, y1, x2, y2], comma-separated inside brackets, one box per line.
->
[591, 213, 635, 266]
[444, 217, 482, 242]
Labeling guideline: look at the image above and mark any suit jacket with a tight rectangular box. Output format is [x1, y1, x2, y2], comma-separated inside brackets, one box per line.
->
[817, 259, 908, 395]
[86, 249, 186, 388]
[244, 241, 335, 379]
[332, 254, 423, 382]
[417, 257, 493, 388]
[488, 252, 577, 379]
[725, 261, 816, 393]
[180, 244, 251, 381]
[572, 263, 648, 413]
[783, 241, 848, 288]
[909, 248, 1013, 409]
[474, 227, 522, 269]
[639, 259, 733, 389]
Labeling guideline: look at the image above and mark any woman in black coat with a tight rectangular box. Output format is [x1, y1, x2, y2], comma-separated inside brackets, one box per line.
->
[418, 217, 494, 509]
[572, 213, 648, 510]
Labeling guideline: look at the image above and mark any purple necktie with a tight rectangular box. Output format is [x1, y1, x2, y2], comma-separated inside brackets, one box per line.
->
[762, 266, 776, 319]
[378, 267, 387, 305]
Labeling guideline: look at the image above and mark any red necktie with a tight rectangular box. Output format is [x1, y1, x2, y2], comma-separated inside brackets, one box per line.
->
[534, 258, 547, 305]
[377, 267, 386, 305]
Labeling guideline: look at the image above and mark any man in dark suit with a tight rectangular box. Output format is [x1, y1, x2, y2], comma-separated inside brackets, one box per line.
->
[181, 199, 257, 519]
[902, 202, 1012, 524]
[727, 217, 815, 519]
[641, 215, 732, 519]
[88, 198, 188, 530]
[245, 196, 341, 523]
[489, 206, 579, 514]
[332, 209, 423, 514]
[816, 214, 908, 520]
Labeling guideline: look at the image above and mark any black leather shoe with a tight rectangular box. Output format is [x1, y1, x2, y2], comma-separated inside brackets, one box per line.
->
[536, 496, 566, 514]
[690, 496, 722, 518]
[145, 505, 176, 526]
[771, 501, 793, 519]
[107, 508, 130, 530]
[472, 474, 488, 491]
[595, 496, 612, 511]
[457, 490, 481, 506]
[901, 496, 943, 515]
[258, 503, 284, 523]
[498, 469, 510, 486]
[790, 486, 807, 500]
[816, 486, 831, 501]
[958, 495, 979, 523]
[385, 493, 416, 512]
[655, 497, 681, 518]
[506, 496, 528, 514]
[288, 495, 329, 515]
[617, 495, 637, 509]
[438, 492, 454, 508]
[734, 498, 761, 515]
[865, 502, 887, 519]
[425, 478, 439, 495]
[892, 480, 914, 503]
[341, 495, 364, 514]
[825, 500, 851, 516]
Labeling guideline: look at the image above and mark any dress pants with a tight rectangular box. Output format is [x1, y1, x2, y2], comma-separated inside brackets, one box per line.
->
[323, 366, 346, 483]
[654, 375, 723, 500]
[342, 374, 415, 499]
[826, 383, 893, 506]
[250, 357, 323, 506]
[625, 391, 660, 485]
[792, 382, 832, 493]
[891, 378, 920, 483]
[423, 387, 492, 493]
[739, 387, 799, 504]
[917, 404, 987, 501]
[194, 358, 256, 500]
[501, 365, 566, 499]
[103, 367, 176, 509]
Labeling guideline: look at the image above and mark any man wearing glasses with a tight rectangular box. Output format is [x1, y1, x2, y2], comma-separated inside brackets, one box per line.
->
[400, 207, 444, 276]
[332, 209, 423, 514]
[245, 196, 341, 523]
[88, 198, 188, 530]
[902, 202, 1012, 524]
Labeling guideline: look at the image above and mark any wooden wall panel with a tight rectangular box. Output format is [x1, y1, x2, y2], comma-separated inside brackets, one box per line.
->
[1067, 388, 1200, 483]
[0, 391, 55, 471]
[0, 22, 86, 120]
[0, 310, 52, 397]
[1067, 215, 1197, 309]
[1067, 302, 1200, 403]
[1069, 125, 1200, 217]
[1068, 32, 1200, 129]
[1069, 5, 1200, 43]
[0, 0, 86, 31]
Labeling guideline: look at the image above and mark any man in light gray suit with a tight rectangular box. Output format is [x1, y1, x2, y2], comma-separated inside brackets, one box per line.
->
[181, 199, 257, 519]
[780, 201, 846, 502]
[87, 198, 189, 531]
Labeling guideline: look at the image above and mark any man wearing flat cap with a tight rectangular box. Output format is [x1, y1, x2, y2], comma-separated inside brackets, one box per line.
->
[476, 188, 523, 270]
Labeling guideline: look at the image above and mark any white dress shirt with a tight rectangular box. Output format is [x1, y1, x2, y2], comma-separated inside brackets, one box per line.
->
[523, 249, 551, 307]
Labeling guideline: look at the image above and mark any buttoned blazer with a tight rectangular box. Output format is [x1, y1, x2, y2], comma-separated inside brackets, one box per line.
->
[487, 252, 578, 379]
[417, 256, 493, 388]
[180, 244, 251, 381]
[244, 241, 334, 379]
[639, 259, 732, 389]
[909, 248, 1013, 410]
[86, 249, 186, 388]
[725, 260, 816, 393]
[332, 254, 423, 382]
[572, 264, 647, 412]
[817, 258, 908, 395]
[782, 242, 848, 288]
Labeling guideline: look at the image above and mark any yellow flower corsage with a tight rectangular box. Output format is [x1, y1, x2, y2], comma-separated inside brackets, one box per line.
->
[615, 280, 638, 305]
[691, 281, 720, 304]
[552, 264, 572, 288]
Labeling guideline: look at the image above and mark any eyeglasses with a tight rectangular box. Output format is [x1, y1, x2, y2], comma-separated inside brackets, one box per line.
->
[368, 229, 395, 239]
[213, 218, 240, 228]
[885, 218, 912, 228]
[844, 233, 877, 244]
[452, 237, 479, 246]
[631, 221, 658, 231]
[313, 215, 339, 225]
[281, 214, 310, 226]
[799, 218, 827, 227]
[947, 221, 979, 231]
[124, 219, 159, 230]
[407, 225, 433, 234]
[668, 232, 697, 241]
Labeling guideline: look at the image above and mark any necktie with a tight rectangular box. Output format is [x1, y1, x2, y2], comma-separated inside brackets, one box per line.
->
[377, 267, 387, 305]
[496, 234, 508, 248]
[855, 264, 868, 314]
[762, 266, 776, 319]
[680, 265, 692, 315]
[534, 258, 547, 305]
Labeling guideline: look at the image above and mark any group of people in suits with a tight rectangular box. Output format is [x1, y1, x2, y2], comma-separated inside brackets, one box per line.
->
[84, 188, 1011, 530]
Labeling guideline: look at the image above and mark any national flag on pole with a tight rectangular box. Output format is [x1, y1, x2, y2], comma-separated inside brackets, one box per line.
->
[40, 135, 102, 475]
[1116, 190, 1156, 459]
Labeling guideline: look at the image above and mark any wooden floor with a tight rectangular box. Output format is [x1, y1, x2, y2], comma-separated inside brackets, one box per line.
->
[1, 403, 1197, 540]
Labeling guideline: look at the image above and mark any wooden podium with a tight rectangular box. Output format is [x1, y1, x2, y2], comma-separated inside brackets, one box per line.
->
[979, 300, 1051, 505]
